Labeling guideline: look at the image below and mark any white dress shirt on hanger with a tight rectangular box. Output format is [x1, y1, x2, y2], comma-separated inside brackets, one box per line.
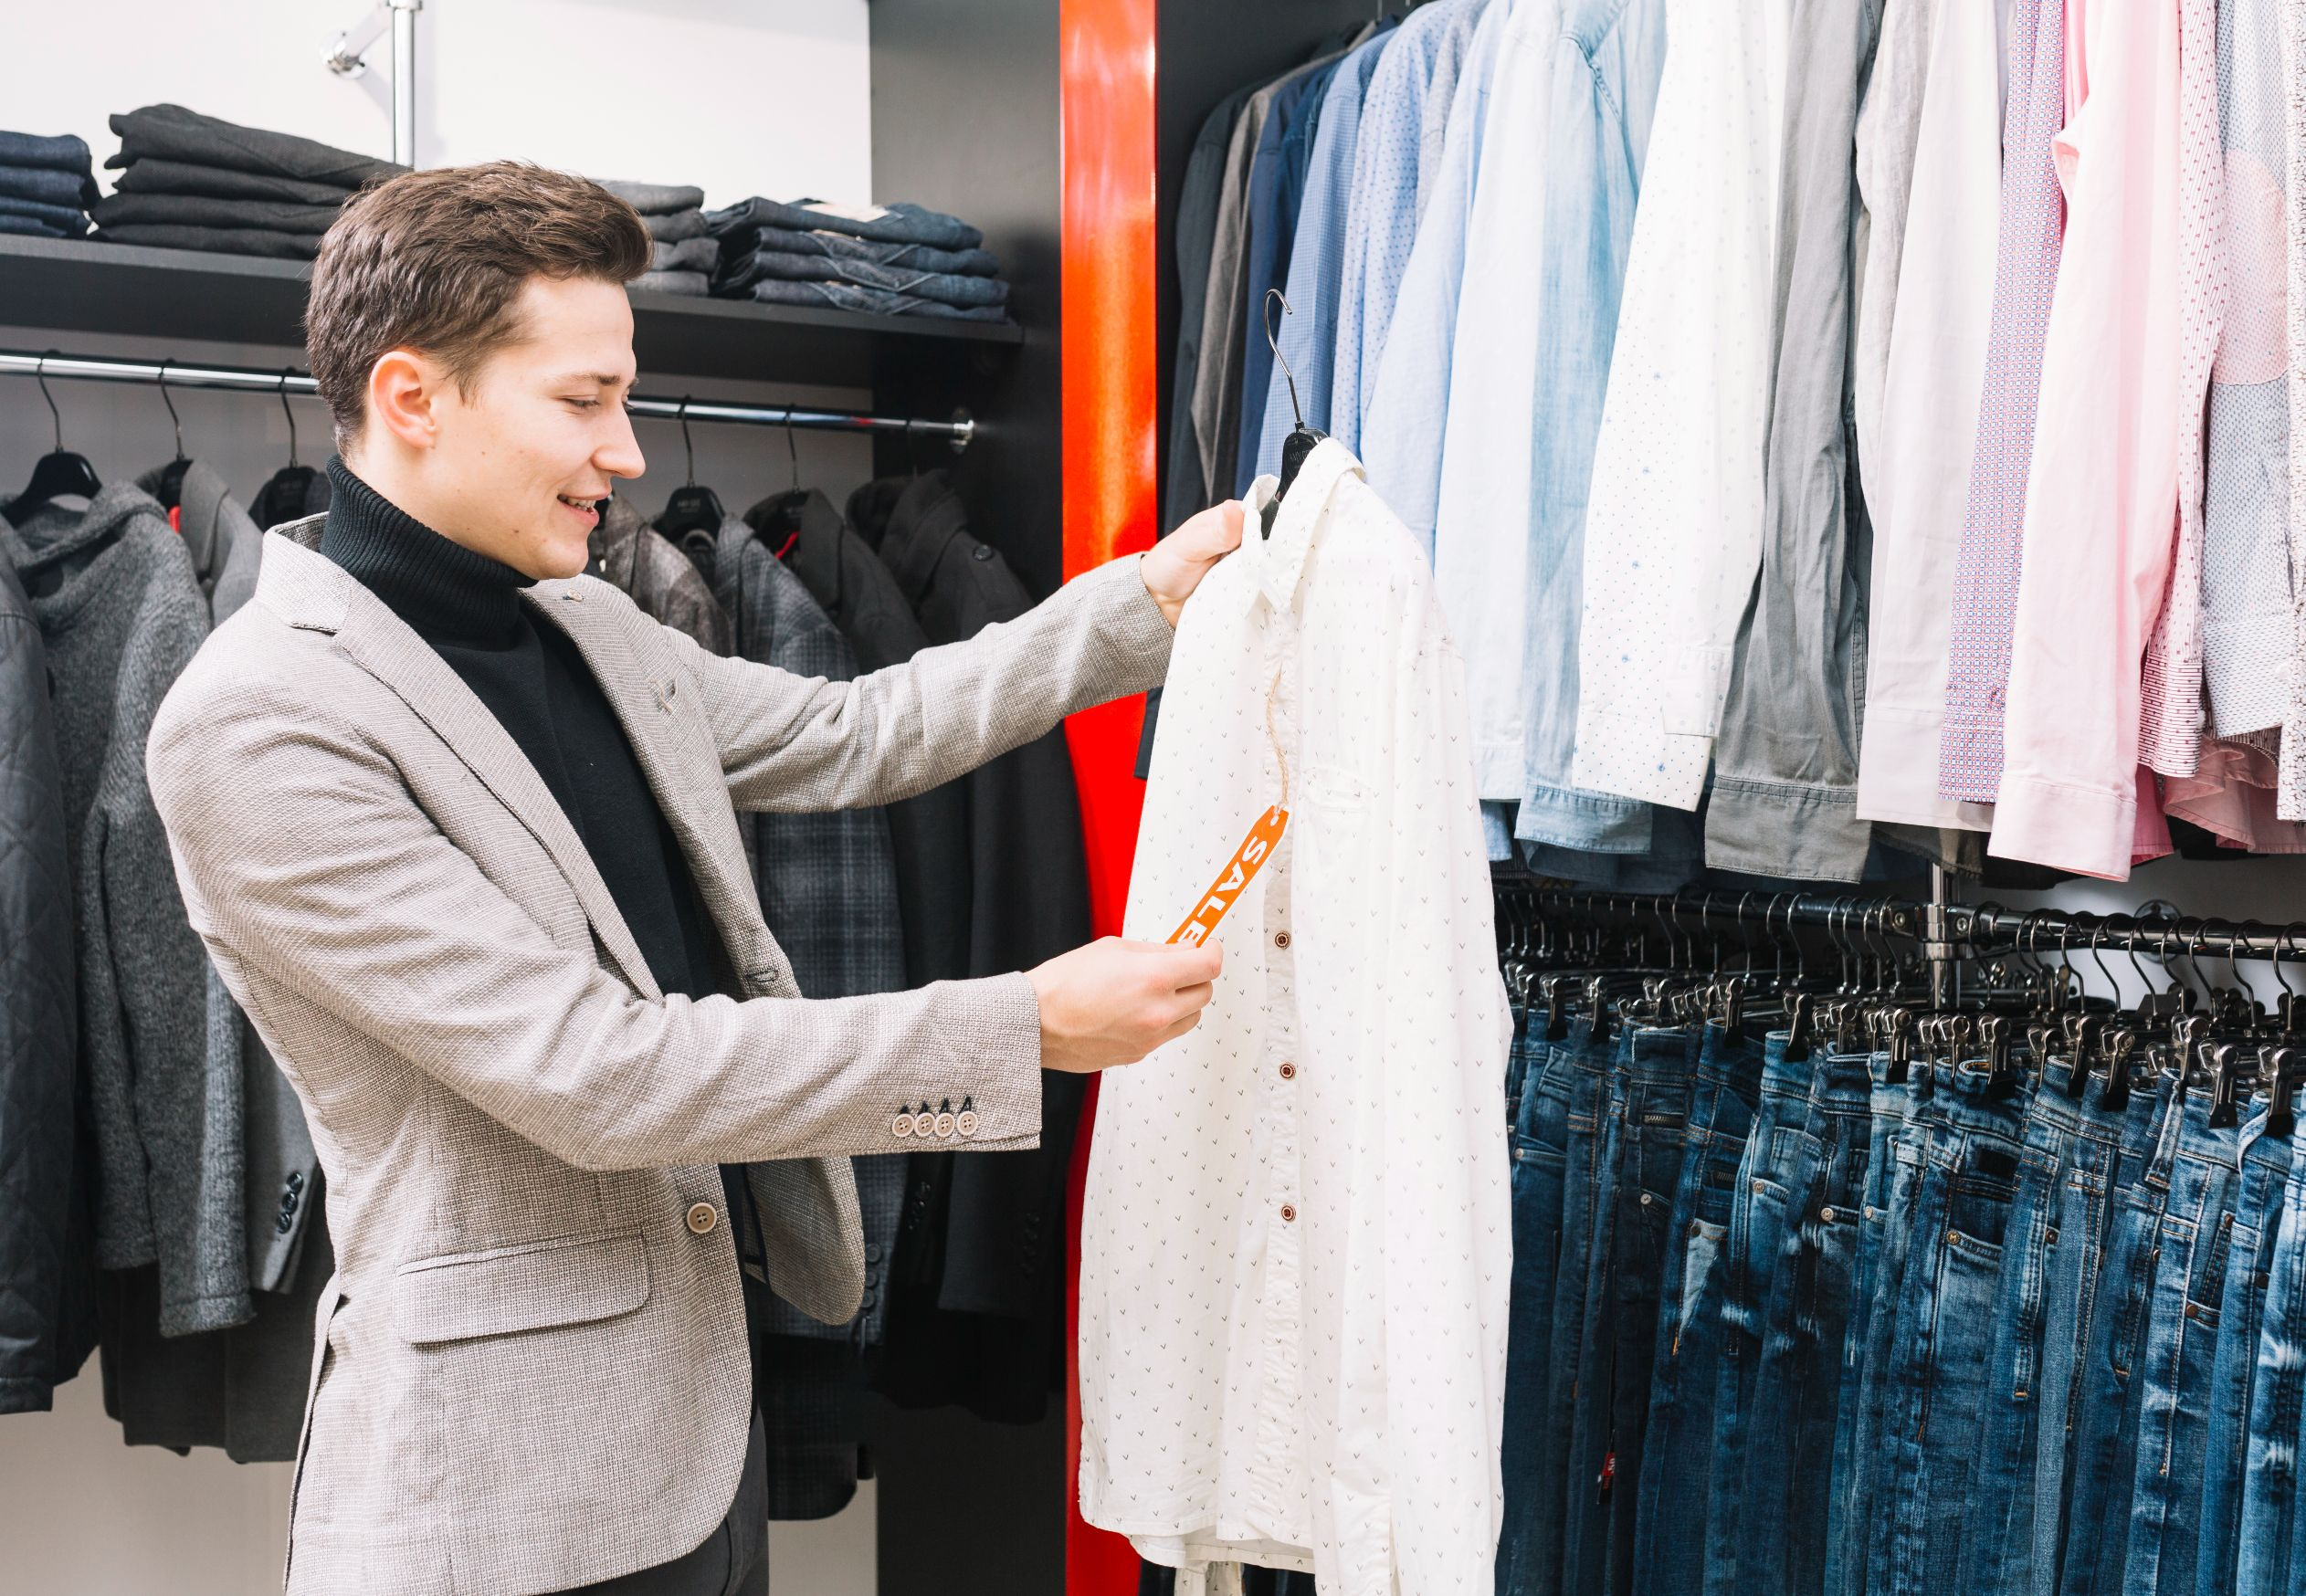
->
[1077, 439, 1511, 1596]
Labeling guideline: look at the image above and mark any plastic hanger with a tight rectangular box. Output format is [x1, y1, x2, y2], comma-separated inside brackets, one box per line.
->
[653, 398, 726, 580]
[1258, 289, 1325, 541]
[5, 352, 102, 522]
[253, 367, 326, 520]
[153, 358, 193, 513]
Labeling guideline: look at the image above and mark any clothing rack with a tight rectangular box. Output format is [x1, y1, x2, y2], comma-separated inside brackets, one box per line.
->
[0, 349, 975, 452]
[1497, 880, 2306, 1005]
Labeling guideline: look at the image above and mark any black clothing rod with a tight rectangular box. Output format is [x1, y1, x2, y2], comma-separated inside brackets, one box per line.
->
[0, 349, 974, 452]
[1500, 885, 2306, 966]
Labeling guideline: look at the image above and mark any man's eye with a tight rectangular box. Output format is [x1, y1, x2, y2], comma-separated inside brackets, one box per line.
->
[566, 397, 601, 410]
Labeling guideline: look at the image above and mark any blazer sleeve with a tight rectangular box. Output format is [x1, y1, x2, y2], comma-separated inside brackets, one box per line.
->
[667, 551, 1174, 814]
[148, 675, 1048, 1175]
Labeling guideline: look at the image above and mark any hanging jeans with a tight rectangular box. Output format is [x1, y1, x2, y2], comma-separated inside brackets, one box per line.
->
[1500, 1023, 1574, 1591]
[1631, 1024, 1764, 1596]
[2194, 1119, 2291, 1596]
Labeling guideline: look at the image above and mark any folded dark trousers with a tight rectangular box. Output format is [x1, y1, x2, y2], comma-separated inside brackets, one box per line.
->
[111, 158, 355, 207]
[0, 195, 91, 234]
[90, 192, 341, 234]
[718, 248, 1008, 308]
[651, 235, 720, 273]
[646, 208, 706, 243]
[705, 196, 982, 251]
[742, 226, 999, 278]
[0, 215, 69, 238]
[738, 278, 1010, 321]
[0, 164, 100, 209]
[632, 269, 710, 297]
[596, 178, 704, 215]
[105, 104, 401, 189]
[90, 224, 320, 260]
[0, 130, 93, 173]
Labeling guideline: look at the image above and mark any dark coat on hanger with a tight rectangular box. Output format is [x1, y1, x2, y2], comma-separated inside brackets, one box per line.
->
[0, 547, 88, 1414]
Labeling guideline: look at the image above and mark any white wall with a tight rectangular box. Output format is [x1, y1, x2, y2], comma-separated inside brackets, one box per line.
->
[0, 5, 882, 1591]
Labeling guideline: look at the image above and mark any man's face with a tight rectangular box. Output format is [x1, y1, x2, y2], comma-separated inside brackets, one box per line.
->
[405, 274, 648, 580]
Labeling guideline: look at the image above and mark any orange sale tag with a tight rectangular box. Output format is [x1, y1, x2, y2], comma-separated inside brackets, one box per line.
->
[1170, 805, 1290, 948]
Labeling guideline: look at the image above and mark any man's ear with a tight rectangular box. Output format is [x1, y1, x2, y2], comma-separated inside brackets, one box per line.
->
[366, 348, 442, 453]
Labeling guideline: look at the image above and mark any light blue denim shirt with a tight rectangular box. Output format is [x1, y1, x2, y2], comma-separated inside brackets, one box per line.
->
[1329, 0, 1495, 456]
[1514, 0, 1670, 858]
[1252, 28, 1397, 479]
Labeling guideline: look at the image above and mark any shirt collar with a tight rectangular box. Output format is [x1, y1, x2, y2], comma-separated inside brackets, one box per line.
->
[1243, 437, 1361, 614]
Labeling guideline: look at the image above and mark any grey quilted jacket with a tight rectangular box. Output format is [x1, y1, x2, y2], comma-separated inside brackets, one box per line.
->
[0, 548, 81, 1412]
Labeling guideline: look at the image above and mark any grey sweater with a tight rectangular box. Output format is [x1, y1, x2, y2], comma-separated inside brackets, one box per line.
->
[2, 485, 248, 1336]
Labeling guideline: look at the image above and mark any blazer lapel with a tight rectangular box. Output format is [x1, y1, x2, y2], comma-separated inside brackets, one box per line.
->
[321, 576, 664, 1000]
[528, 581, 792, 991]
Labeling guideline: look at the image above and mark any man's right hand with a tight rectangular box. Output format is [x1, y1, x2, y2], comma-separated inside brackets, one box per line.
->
[1027, 937, 1225, 1073]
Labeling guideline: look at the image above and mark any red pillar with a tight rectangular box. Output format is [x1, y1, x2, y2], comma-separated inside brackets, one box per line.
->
[1058, 0, 1159, 1591]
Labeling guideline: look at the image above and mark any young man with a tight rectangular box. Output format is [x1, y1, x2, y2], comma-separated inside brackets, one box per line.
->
[147, 163, 1239, 1595]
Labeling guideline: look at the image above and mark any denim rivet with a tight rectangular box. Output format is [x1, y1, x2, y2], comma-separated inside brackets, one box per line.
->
[1639, 1192, 1653, 1206]
[1820, 1207, 1836, 1223]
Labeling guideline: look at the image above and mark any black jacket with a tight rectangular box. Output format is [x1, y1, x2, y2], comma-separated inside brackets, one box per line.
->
[856, 472, 1092, 1422]
[0, 547, 88, 1412]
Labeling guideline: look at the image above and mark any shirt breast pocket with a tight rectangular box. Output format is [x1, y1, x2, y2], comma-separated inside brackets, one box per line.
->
[1300, 763, 1373, 813]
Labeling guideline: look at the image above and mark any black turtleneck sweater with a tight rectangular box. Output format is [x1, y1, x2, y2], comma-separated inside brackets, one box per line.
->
[318, 457, 724, 1005]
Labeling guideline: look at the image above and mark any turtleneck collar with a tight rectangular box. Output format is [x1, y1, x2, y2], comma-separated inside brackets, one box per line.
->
[319, 455, 533, 645]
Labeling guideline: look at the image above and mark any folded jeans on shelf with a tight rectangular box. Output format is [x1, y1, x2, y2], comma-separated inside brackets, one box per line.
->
[645, 207, 706, 243]
[650, 234, 720, 274]
[89, 191, 342, 235]
[716, 247, 1008, 308]
[0, 215, 71, 238]
[705, 194, 983, 251]
[90, 223, 321, 260]
[0, 163, 99, 210]
[0, 130, 92, 173]
[595, 178, 705, 215]
[0, 195, 90, 234]
[110, 156, 360, 207]
[631, 268, 710, 297]
[741, 225, 1000, 278]
[732, 277, 1010, 322]
[104, 103, 401, 189]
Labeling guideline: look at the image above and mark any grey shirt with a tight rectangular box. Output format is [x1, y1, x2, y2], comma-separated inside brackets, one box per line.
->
[1707, 0, 1883, 881]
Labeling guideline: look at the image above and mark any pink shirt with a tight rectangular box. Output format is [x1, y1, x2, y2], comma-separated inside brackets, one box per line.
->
[1987, 0, 2184, 878]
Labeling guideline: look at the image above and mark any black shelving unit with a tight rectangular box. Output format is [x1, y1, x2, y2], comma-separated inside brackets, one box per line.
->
[0, 233, 1019, 391]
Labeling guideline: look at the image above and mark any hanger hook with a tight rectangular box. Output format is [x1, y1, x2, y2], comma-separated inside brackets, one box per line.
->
[781, 405, 801, 493]
[1262, 289, 1308, 431]
[2276, 925, 2301, 999]
[679, 397, 698, 486]
[35, 351, 62, 453]
[278, 368, 299, 467]
[157, 358, 184, 459]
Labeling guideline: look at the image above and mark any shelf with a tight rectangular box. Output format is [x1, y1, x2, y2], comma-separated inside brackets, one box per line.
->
[0, 233, 1019, 389]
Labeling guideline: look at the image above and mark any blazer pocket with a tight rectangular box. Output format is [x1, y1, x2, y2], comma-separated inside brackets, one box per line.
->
[395, 1230, 650, 1346]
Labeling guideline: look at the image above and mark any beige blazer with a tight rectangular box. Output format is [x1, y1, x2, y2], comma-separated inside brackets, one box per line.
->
[146, 520, 1173, 1595]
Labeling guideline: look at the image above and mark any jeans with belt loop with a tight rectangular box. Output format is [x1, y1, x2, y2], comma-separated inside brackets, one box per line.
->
[2056, 1080, 2186, 1596]
[1874, 1056, 2032, 1596]
[1499, 1023, 1570, 1591]
[1631, 1024, 1765, 1596]
[1961, 1055, 2130, 1596]
[2194, 1118, 2290, 1596]
[2120, 1091, 2244, 1596]
[1736, 1048, 1875, 1595]
[1511, 1016, 1614, 1595]
[1701, 1032, 1812, 1596]
[1563, 1024, 1700, 1596]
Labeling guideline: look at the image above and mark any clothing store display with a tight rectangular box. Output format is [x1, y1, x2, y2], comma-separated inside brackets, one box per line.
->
[866, 470, 1096, 1421]
[110, 156, 354, 206]
[646, 206, 707, 242]
[1, 486, 247, 1339]
[741, 226, 998, 278]
[0, 551, 83, 1414]
[706, 195, 984, 252]
[2284, 0, 2306, 817]
[588, 493, 732, 656]
[711, 506, 906, 1344]
[0, 130, 98, 236]
[732, 278, 1011, 321]
[718, 247, 1006, 308]
[597, 179, 707, 215]
[133, 458, 261, 613]
[90, 223, 321, 260]
[247, 461, 330, 530]
[104, 103, 398, 188]
[89, 192, 342, 235]
[145, 475, 1169, 1588]
[707, 198, 1007, 319]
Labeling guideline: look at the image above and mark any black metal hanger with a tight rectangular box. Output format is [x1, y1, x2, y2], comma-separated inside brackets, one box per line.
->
[254, 367, 327, 520]
[153, 358, 193, 512]
[5, 352, 102, 522]
[1258, 289, 1325, 541]
[654, 397, 726, 580]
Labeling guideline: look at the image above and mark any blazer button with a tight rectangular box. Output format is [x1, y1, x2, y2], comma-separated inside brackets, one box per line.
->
[891, 1113, 916, 1139]
[955, 1109, 979, 1138]
[934, 1111, 956, 1139]
[686, 1202, 719, 1235]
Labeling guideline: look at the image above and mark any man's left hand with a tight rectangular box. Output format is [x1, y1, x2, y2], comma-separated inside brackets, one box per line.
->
[1140, 499, 1246, 626]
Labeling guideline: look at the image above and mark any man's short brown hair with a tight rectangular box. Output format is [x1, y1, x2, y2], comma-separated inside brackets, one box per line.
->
[305, 161, 652, 446]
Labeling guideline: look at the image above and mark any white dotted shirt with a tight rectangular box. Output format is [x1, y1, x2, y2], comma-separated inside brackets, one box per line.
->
[1077, 440, 1512, 1596]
